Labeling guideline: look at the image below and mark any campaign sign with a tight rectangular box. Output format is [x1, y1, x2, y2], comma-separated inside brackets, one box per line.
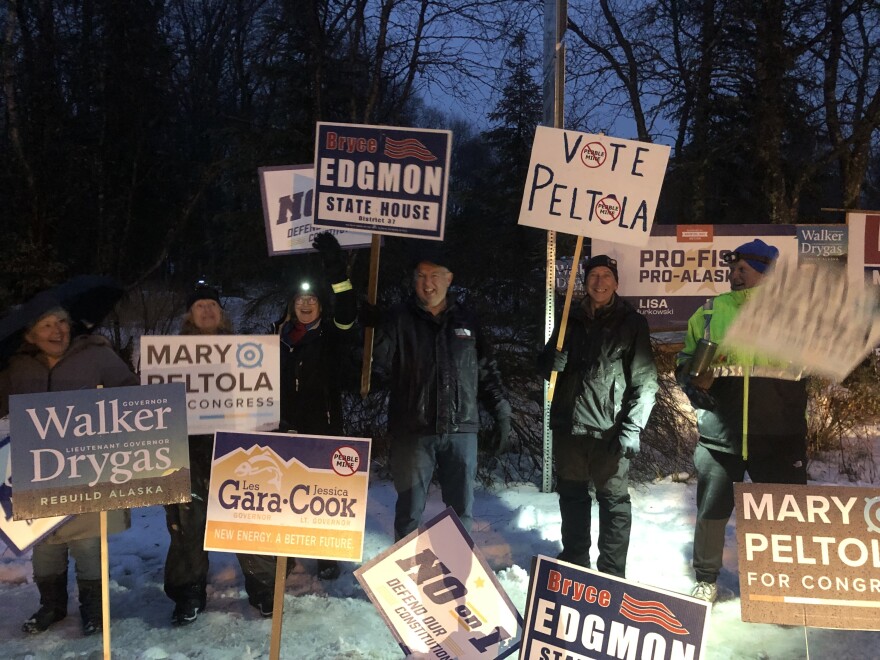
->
[355, 508, 522, 659]
[847, 211, 880, 287]
[591, 224, 799, 330]
[797, 225, 847, 265]
[518, 126, 671, 246]
[258, 164, 374, 256]
[0, 425, 69, 554]
[204, 431, 370, 561]
[724, 258, 880, 382]
[313, 122, 451, 240]
[8, 383, 191, 519]
[736, 482, 880, 629]
[520, 556, 710, 660]
[555, 257, 586, 297]
[140, 335, 280, 435]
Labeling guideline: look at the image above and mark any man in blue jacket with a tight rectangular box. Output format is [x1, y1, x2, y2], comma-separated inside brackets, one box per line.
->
[372, 246, 512, 541]
[538, 255, 658, 578]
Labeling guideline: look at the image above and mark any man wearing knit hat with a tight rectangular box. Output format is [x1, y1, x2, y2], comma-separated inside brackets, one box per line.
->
[538, 254, 658, 578]
[676, 238, 808, 604]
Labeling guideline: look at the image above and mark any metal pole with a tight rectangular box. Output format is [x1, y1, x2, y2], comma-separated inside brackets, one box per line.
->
[541, 0, 566, 493]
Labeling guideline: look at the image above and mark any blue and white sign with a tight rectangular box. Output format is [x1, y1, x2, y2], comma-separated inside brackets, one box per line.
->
[258, 164, 374, 256]
[9, 383, 191, 519]
[313, 122, 451, 240]
[520, 556, 710, 660]
[0, 420, 69, 554]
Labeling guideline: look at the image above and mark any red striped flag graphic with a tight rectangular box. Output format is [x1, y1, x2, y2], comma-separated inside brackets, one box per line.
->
[383, 137, 437, 162]
[619, 593, 690, 635]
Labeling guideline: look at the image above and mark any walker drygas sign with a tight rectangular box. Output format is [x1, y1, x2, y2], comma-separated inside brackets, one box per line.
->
[258, 164, 373, 256]
[8, 383, 191, 519]
[520, 556, 710, 660]
[518, 126, 670, 246]
[735, 482, 880, 629]
[140, 335, 280, 435]
[313, 122, 451, 240]
[355, 508, 522, 659]
[204, 431, 370, 561]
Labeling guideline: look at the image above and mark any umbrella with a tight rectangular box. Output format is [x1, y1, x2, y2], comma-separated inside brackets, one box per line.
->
[0, 275, 125, 367]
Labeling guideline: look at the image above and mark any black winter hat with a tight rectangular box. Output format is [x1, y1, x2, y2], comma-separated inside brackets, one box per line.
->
[583, 255, 619, 282]
[408, 240, 451, 271]
[186, 285, 222, 310]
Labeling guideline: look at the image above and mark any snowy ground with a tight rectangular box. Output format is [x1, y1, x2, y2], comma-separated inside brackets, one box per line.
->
[2, 455, 880, 660]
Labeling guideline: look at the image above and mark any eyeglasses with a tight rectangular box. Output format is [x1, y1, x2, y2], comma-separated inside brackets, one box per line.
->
[294, 295, 318, 306]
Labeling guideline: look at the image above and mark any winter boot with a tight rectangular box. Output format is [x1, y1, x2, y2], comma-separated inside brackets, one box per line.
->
[78, 579, 103, 636]
[22, 574, 68, 634]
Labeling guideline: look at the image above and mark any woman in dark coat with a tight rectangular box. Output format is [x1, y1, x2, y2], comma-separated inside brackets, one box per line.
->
[0, 308, 136, 635]
[277, 232, 357, 580]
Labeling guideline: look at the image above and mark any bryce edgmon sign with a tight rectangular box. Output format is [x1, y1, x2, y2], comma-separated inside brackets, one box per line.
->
[735, 482, 880, 629]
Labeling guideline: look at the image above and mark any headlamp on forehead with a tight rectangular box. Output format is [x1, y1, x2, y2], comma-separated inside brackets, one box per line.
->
[720, 251, 774, 266]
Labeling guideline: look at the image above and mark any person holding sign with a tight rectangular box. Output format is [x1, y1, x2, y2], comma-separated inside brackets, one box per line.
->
[0, 308, 137, 635]
[368, 245, 512, 540]
[538, 255, 658, 578]
[162, 286, 280, 624]
[676, 239, 808, 603]
[276, 231, 356, 580]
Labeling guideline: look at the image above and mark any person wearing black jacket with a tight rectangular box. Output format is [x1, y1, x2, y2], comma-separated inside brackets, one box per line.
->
[371, 248, 512, 541]
[538, 255, 658, 577]
[276, 232, 356, 579]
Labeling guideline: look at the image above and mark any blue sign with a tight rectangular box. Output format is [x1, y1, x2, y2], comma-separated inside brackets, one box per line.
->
[520, 556, 710, 660]
[9, 383, 191, 518]
[313, 122, 451, 240]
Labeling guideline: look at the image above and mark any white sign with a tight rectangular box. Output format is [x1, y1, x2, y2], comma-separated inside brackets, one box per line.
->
[0, 425, 68, 554]
[518, 126, 670, 246]
[354, 508, 522, 659]
[258, 164, 373, 256]
[592, 224, 799, 329]
[724, 259, 880, 381]
[847, 211, 880, 287]
[139, 335, 280, 434]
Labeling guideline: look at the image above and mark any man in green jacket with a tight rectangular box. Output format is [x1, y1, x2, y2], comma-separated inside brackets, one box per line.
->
[677, 239, 808, 603]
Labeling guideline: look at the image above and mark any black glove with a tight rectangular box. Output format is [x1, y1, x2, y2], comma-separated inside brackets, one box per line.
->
[313, 232, 347, 283]
[551, 349, 568, 372]
[493, 416, 514, 457]
[359, 300, 382, 328]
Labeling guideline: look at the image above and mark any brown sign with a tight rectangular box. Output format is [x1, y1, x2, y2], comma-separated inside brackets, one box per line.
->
[735, 482, 880, 629]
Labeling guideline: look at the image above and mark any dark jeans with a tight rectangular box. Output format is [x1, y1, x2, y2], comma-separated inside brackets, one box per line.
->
[693, 441, 807, 583]
[391, 432, 478, 541]
[164, 437, 278, 607]
[554, 431, 631, 577]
